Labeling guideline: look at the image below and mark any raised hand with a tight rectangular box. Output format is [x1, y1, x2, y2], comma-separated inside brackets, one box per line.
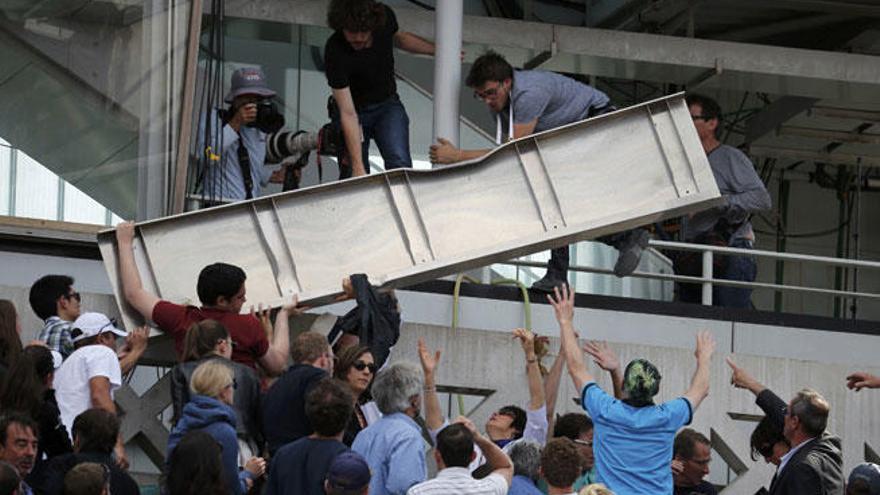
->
[846, 371, 880, 391]
[694, 331, 716, 363]
[546, 284, 575, 325]
[512, 328, 537, 357]
[583, 340, 620, 372]
[418, 338, 442, 376]
[725, 356, 761, 392]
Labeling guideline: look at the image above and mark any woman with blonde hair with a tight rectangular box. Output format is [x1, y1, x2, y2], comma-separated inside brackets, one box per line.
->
[166, 360, 266, 495]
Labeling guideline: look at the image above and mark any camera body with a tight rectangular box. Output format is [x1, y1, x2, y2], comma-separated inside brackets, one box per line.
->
[249, 100, 285, 134]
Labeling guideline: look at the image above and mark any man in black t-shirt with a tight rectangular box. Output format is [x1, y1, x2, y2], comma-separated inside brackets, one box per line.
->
[324, 0, 436, 177]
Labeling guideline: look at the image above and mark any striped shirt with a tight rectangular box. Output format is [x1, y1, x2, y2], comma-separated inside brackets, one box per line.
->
[406, 467, 507, 495]
[39, 317, 74, 359]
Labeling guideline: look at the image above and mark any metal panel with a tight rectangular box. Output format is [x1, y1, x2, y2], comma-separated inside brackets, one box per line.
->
[98, 94, 722, 330]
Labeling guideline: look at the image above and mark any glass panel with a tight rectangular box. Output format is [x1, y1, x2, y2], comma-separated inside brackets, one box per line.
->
[14, 151, 58, 221]
[0, 1, 192, 220]
[63, 182, 113, 225]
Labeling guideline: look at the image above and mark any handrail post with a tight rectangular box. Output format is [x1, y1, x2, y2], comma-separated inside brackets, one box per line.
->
[702, 249, 713, 305]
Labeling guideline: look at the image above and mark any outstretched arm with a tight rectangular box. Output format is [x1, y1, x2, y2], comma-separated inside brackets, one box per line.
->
[683, 332, 715, 411]
[419, 338, 445, 432]
[393, 31, 435, 55]
[331, 87, 367, 177]
[584, 341, 623, 399]
[544, 348, 565, 429]
[513, 328, 545, 411]
[115, 222, 160, 322]
[547, 285, 594, 392]
[726, 356, 767, 396]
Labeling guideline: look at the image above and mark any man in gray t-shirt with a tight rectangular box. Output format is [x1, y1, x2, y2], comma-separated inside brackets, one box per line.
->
[678, 94, 771, 308]
[430, 51, 650, 290]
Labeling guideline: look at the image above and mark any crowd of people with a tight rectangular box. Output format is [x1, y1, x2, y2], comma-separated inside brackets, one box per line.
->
[0, 0, 876, 494]
[1, 258, 879, 495]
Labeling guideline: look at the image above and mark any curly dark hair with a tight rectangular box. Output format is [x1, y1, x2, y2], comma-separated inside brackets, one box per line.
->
[327, 0, 387, 32]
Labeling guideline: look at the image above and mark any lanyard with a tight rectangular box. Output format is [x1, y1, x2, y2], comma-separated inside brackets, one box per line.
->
[495, 104, 514, 145]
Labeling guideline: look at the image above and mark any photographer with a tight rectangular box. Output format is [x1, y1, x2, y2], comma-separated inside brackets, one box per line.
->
[201, 67, 289, 203]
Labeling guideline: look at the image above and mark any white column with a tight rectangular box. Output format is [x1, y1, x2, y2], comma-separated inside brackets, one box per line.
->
[432, 0, 463, 148]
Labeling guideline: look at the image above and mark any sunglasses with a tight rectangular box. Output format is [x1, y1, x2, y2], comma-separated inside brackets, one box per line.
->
[352, 360, 377, 373]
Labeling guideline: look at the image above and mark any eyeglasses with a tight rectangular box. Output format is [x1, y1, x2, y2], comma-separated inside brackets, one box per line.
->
[352, 360, 377, 374]
[473, 83, 503, 101]
[66, 291, 81, 302]
[573, 439, 593, 447]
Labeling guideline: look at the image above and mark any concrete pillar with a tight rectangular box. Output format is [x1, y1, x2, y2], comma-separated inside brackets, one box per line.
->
[432, 0, 463, 148]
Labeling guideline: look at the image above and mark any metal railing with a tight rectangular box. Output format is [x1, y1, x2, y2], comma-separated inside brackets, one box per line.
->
[500, 239, 880, 307]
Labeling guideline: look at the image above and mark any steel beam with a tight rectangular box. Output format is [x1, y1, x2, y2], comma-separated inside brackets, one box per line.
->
[744, 96, 820, 144]
[98, 94, 721, 331]
[809, 106, 880, 123]
[749, 146, 880, 168]
[777, 126, 880, 145]
[221, 1, 880, 102]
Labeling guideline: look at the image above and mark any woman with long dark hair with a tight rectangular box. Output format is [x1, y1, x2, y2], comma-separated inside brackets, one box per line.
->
[0, 300, 23, 375]
[164, 430, 227, 495]
[332, 344, 380, 446]
[0, 344, 72, 464]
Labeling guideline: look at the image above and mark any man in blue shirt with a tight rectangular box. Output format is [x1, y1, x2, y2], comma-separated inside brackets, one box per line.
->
[431, 51, 651, 290]
[352, 362, 427, 495]
[548, 284, 716, 495]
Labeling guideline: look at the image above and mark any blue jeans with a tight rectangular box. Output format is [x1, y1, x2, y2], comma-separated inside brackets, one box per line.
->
[676, 238, 756, 308]
[334, 94, 412, 177]
[715, 238, 757, 308]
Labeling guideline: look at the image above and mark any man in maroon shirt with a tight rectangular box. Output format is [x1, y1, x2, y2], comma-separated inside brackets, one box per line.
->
[114, 222, 294, 375]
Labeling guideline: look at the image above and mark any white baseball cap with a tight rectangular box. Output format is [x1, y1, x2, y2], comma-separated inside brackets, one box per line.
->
[71, 312, 128, 343]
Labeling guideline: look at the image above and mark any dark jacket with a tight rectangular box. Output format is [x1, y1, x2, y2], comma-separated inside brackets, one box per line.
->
[171, 355, 262, 446]
[36, 389, 73, 461]
[756, 388, 787, 432]
[768, 433, 844, 495]
[167, 395, 248, 495]
[28, 451, 139, 495]
[327, 273, 400, 369]
[261, 364, 327, 456]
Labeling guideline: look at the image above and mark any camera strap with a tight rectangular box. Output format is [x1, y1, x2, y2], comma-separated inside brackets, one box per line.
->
[236, 138, 254, 199]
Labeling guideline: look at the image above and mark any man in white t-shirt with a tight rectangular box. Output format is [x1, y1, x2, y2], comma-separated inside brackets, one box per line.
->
[407, 417, 511, 495]
[53, 313, 127, 465]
